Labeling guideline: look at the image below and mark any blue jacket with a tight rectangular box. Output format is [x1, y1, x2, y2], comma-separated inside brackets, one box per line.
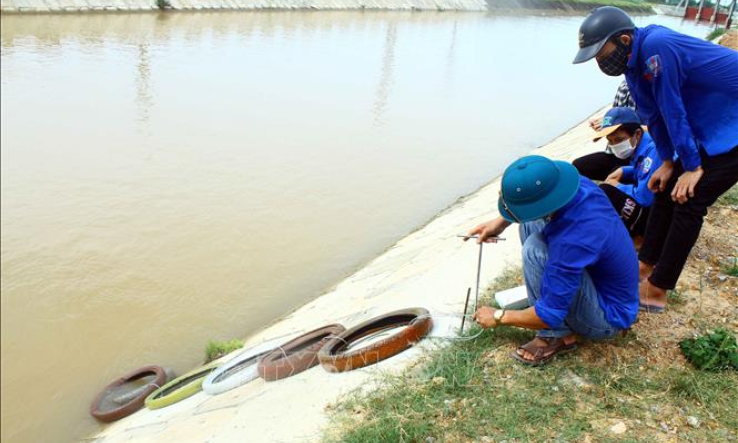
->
[536, 177, 639, 331]
[617, 131, 661, 207]
[625, 25, 738, 171]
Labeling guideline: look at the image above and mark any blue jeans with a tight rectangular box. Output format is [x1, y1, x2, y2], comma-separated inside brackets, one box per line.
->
[520, 220, 618, 340]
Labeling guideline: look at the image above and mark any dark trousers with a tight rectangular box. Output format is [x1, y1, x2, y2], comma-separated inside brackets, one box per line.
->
[573, 151, 630, 181]
[639, 146, 738, 290]
[599, 183, 650, 237]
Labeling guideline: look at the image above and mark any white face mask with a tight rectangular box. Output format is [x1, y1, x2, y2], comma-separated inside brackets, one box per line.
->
[608, 136, 637, 159]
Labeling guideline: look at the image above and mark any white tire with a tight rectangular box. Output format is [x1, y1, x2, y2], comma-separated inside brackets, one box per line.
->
[202, 338, 286, 395]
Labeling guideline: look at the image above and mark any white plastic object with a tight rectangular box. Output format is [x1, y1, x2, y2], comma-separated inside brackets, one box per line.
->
[494, 285, 530, 310]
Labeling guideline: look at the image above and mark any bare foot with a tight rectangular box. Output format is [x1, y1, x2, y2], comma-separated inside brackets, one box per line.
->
[639, 279, 667, 309]
[639, 261, 654, 282]
[516, 335, 577, 362]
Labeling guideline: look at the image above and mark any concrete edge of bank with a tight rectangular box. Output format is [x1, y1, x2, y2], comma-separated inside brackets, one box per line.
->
[0, 0, 656, 15]
[82, 106, 609, 443]
[0, 0, 488, 14]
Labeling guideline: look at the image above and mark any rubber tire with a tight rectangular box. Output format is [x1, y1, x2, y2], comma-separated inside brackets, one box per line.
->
[90, 365, 168, 422]
[202, 338, 284, 395]
[144, 361, 219, 410]
[318, 307, 433, 373]
[257, 324, 345, 381]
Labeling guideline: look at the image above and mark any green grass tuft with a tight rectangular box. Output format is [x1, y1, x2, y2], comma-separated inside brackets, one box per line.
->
[717, 184, 738, 207]
[680, 328, 738, 371]
[707, 28, 728, 42]
[204, 338, 244, 363]
[723, 257, 738, 277]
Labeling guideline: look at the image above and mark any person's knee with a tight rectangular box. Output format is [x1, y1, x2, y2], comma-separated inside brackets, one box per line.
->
[522, 233, 548, 266]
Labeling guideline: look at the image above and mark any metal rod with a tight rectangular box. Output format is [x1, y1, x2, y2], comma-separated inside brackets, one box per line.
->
[456, 235, 506, 241]
[474, 242, 483, 310]
[460, 287, 471, 333]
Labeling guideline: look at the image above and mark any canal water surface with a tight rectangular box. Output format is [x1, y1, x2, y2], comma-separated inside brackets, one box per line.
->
[0, 10, 706, 443]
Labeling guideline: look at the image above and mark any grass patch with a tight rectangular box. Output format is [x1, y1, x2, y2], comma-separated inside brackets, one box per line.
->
[723, 257, 738, 277]
[716, 184, 738, 207]
[326, 327, 738, 443]
[156, 0, 172, 9]
[324, 269, 738, 443]
[680, 328, 738, 371]
[204, 338, 243, 363]
[667, 288, 688, 307]
[707, 28, 727, 42]
[479, 266, 523, 306]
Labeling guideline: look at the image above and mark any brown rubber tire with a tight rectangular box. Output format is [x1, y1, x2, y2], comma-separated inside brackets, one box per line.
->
[90, 365, 168, 422]
[318, 307, 433, 373]
[257, 324, 346, 381]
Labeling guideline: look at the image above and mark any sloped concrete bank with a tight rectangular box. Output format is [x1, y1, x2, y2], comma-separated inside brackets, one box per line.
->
[81, 107, 609, 443]
[0, 0, 486, 13]
[0, 0, 652, 14]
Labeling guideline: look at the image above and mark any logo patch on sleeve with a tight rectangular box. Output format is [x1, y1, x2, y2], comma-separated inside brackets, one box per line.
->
[645, 55, 662, 78]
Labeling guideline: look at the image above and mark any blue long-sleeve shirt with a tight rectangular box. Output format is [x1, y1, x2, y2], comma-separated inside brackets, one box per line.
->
[625, 25, 738, 171]
[617, 131, 661, 207]
[535, 177, 639, 330]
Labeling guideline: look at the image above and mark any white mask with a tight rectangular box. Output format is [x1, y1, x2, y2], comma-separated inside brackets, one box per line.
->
[608, 137, 636, 159]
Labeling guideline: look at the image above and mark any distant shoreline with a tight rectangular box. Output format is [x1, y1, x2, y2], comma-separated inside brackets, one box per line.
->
[487, 0, 653, 13]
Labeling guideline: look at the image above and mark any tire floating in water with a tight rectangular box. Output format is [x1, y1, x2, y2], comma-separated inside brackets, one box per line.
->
[145, 361, 220, 409]
[90, 365, 168, 422]
[257, 324, 346, 382]
[318, 307, 433, 373]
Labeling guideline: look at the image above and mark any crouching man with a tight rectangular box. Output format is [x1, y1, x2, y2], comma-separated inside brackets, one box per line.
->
[467, 155, 638, 366]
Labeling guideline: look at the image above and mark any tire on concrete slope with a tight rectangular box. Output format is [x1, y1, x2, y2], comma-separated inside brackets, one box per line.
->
[318, 307, 433, 373]
[257, 324, 346, 381]
[144, 361, 220, 410]
[90, 365, 168, 422]
[202, 338, 285, 395]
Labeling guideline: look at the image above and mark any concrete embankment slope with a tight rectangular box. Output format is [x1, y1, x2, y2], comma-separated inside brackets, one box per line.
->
[1, 0, 486, 13]
[83, 108, 607, 443]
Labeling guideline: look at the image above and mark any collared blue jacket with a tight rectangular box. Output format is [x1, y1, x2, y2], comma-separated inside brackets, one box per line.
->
[625, 25, 738, 171]
[617, 131, 661, 207]
[535, 177, 639, 331]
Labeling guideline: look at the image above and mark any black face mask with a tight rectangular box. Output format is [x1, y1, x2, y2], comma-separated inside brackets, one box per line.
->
[597, 40, 630, 76]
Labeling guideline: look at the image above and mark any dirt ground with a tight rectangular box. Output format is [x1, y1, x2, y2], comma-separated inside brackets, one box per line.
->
[576, 194, 738, 369]
[719, 29, 738, 50]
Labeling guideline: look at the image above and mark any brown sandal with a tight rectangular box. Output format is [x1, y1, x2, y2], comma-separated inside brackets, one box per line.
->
[510, 337, 577, 367]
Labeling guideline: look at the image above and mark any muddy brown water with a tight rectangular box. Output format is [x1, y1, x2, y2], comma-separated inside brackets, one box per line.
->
[0, 10, 706, 443]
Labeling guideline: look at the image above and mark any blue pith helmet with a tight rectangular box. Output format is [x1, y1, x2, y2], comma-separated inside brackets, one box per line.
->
[497, 155, 581, 223]
[593, 107, 643, 142]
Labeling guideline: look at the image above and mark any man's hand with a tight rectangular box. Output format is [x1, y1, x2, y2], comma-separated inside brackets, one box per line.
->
[671, 167, 703, 204]
[648, 160, 675, 193]
[605, 168, 623, 187]
[589, 116, 603, 132]
[473, 306, 498, 329]
[465, 217, 511, 244]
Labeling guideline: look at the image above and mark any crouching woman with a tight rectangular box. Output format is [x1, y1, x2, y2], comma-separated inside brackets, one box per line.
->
[467, 155, 639, 366]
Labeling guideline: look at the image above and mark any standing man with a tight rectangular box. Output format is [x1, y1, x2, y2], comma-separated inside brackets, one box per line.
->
[467, 155, 638, 366]
[573, 7, 738, 312]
